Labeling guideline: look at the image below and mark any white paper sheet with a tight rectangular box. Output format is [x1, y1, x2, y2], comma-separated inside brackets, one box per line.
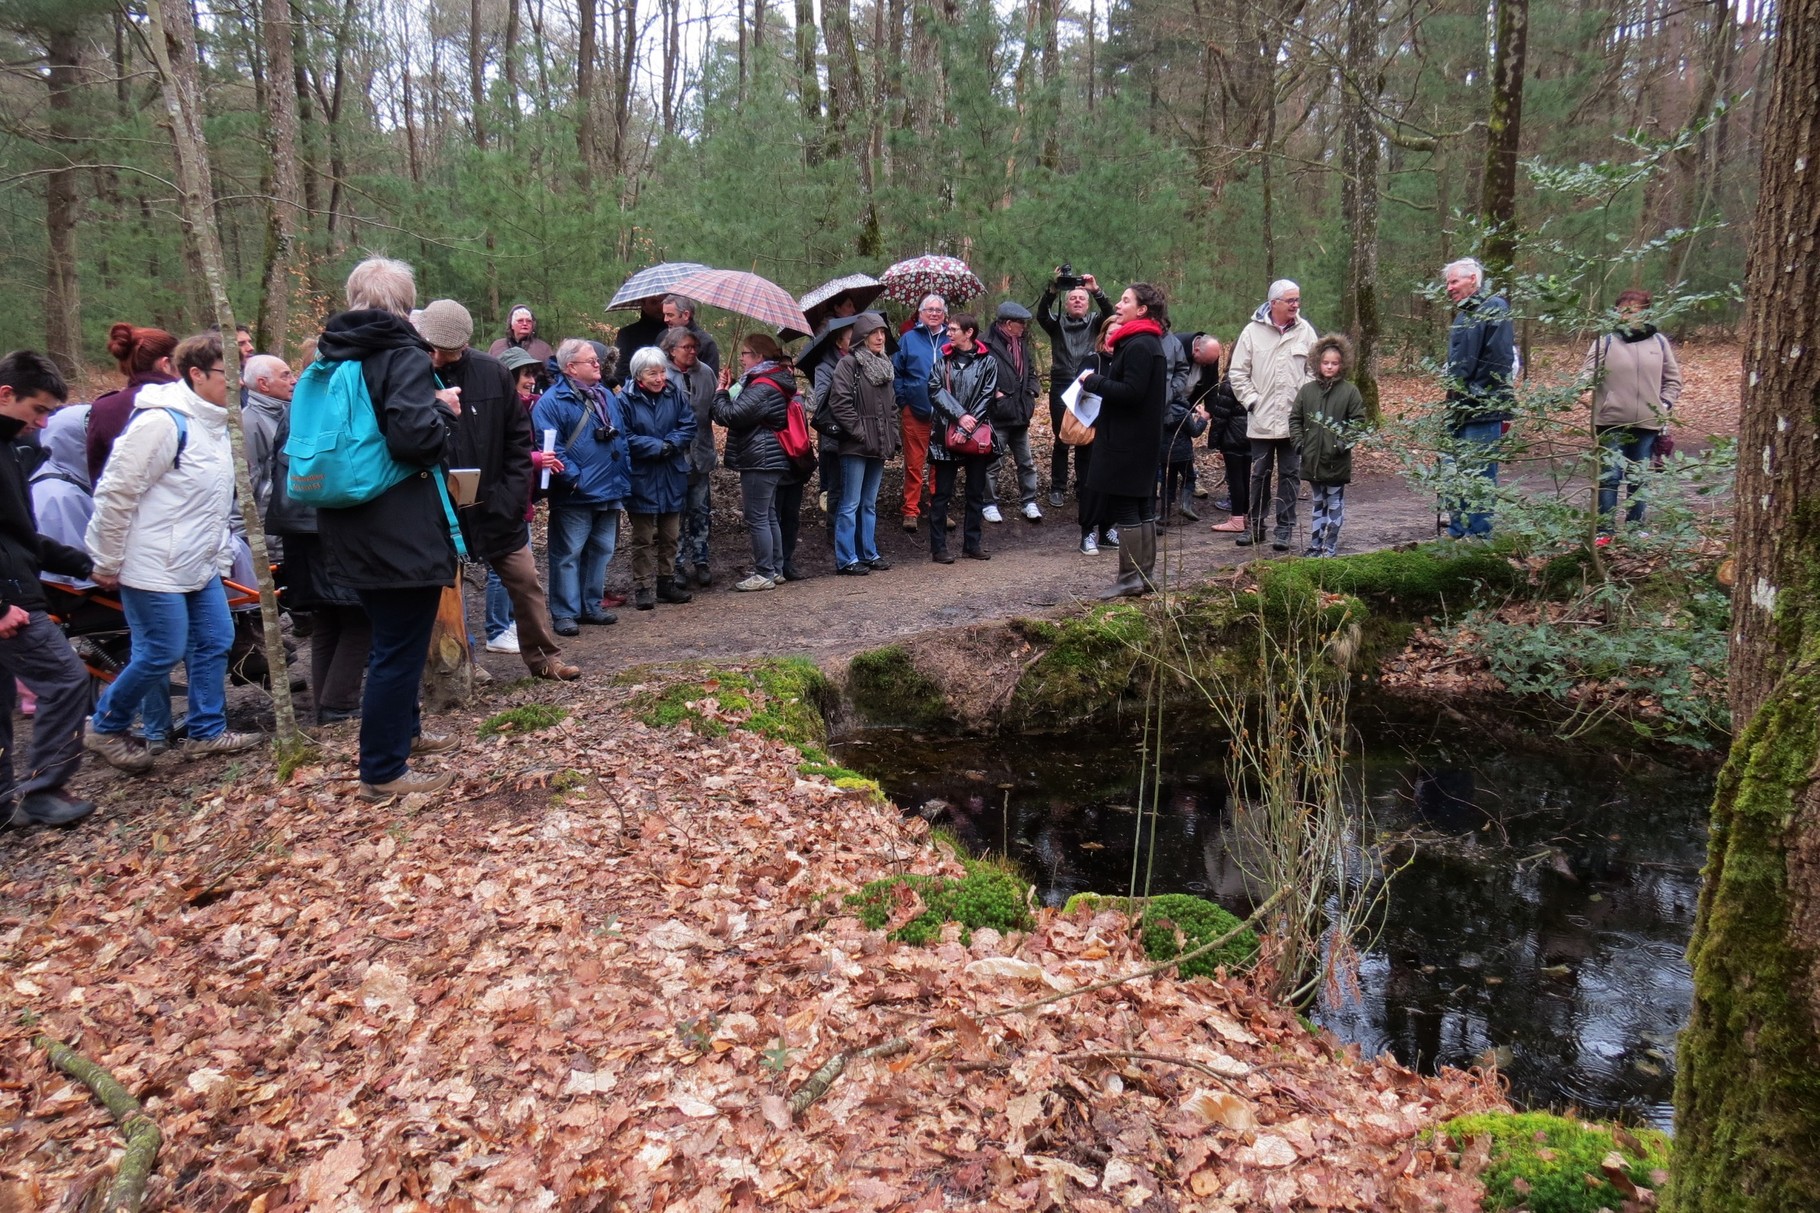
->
[1062, 376, 1101, 427]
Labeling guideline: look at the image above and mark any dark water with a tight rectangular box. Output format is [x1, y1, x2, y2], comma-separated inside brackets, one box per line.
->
[830, 724, 1710, 1127]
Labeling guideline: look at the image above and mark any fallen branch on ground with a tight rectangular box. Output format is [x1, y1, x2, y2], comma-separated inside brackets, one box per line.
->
[33, 1035, 161, 1213]
[789, 1037, 911, 1118]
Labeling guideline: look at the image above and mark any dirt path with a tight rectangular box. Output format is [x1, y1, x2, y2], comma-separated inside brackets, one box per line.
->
[480, 457, 1444, 678]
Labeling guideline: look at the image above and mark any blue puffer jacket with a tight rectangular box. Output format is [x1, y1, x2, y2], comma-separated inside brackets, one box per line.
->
[892, 323, 946, 420]
[532, 375, 631, 509]
[620, 378, 695, 514]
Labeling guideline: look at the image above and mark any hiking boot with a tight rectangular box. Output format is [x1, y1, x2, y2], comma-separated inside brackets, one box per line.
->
[410, 731, 460, 755]
[179, 731, 262, 759]
[534, 660, 581, 681]
[635, 585, 657, 611]
[656, 577, 693, 604]
[963, 548, 992, 561]
[931, 550, 955, 564]
[780, 565, 809, 582]
[581, 609, 618, 625]
[553, 618, 580, 636]
[84, 724, 153, 774]
[694, 565, 713, 588]
[901, 515, 919, 533]
[358, 769, 455, 801]
[12, 790, 96, 828]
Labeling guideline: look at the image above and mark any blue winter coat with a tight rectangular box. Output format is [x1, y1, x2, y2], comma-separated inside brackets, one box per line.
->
[532, 376, 631, 509]
[620, 379, 695, 514]
[1445, 290, 1516, 427]
[892, 323, 946, 420]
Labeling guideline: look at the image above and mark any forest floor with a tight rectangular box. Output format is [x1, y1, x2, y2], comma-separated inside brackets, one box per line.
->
[0, 342, 1738, 1210]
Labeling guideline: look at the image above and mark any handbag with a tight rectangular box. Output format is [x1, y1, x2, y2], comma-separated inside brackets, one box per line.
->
[945, 417, 994, 456]
[1057, 410, 1095, 445]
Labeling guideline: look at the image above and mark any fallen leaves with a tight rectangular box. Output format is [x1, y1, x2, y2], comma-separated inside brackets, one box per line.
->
[0, 671, 1507, 1211]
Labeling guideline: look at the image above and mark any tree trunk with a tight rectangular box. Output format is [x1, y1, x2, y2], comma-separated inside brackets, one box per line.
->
[794, 0, 824, 162]
[1339, 0, 1383, 420]
[1479, 0, 1529, 280]
[608, 0, 637, 177]
[44, 27, 82, 379]
[659, 0, 679, 135]
[576, 0, 597, 186]
[256, 0, 304, 359]
[469, 0, 488, 148]
[1670, 0, 1820, 1206]
[503, 0, 520, 128]
[144, 0, 306, 750]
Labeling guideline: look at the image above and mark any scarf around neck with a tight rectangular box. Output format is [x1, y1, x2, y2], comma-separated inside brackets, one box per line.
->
[1109, 317, 1165, 347]
[853, 346, 894, 386]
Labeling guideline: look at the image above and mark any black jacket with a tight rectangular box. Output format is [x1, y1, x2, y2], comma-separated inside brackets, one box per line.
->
[1036, 286, 1114, 395]
[1163, 395, 1209, 465]
[313, 309, 459, 590]
[712, 363, 793, 474]
[0, 418, 91, 612]
[980, 323, 1041, 430]
[1082, 326, 1168, 497]
[442, 349, 534, 562]
[1202, 374, 1250, 454]
[929, 343, 1001, 464]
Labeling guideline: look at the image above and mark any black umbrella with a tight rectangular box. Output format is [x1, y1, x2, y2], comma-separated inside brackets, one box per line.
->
[795, 314, 864, 377]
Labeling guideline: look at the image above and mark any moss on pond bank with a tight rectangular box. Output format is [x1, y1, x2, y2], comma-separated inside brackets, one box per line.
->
[1064, 892, 1260, 978]
[1432, 1110, 1670, 1212]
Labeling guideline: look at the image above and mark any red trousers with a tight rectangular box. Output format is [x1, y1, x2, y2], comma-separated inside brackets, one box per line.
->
[901, 408, 934, 519]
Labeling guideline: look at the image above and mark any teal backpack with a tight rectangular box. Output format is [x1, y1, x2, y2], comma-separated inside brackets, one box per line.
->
[284, 358, 467, 560]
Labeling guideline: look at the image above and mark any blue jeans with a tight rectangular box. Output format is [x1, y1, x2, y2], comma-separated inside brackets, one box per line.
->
[834, 455, 885, 567]
[93, 579, 233, 742]
[1445, 419, 1503, 538]
[1596, 426, 1657, 527]
[547, 506, 619, 623]
[484, 522, 531, 640]
[354, 585, 441, 784]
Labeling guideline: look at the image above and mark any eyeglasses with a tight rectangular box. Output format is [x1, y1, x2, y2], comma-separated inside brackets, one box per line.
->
[569, 357, 600, 367]
[201, 366, 227, 378]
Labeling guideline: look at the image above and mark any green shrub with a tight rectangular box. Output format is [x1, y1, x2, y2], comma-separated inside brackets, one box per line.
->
[845, 860, 1031, 945]
[478, 703, 569, 738]
[1435, 1111, 1671, 1213]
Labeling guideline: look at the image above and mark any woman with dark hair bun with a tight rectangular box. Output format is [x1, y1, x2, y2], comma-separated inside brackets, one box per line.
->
[87, 324, 179, 483]
[1076, 282, 1170, 598]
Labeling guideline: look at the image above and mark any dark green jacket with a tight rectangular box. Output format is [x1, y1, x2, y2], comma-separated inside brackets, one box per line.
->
[1289, 377, 1368, 485]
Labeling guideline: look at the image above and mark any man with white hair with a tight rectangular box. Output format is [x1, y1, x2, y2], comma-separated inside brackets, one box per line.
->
[240, 353, 295, 543]
[1227, 279, 1317, 551]
[1441, 257, 1515, 538]
[892, 294, 948, 531]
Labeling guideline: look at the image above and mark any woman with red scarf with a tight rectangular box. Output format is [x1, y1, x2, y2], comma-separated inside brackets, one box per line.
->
[1076, 283, 1170, 598]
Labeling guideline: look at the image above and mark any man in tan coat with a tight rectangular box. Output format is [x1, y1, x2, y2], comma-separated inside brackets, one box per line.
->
[1228, 279, 1317, 550]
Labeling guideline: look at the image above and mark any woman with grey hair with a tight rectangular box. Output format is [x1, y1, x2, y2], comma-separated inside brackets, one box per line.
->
[620, 346, 696, 610]
[309, 255, 463, 800]
[532, 339, 631, 630]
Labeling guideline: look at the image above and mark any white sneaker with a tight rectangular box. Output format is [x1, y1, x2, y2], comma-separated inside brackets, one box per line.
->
[982, 504, 1004, 524]
[1022, 501, 1043, 522]
[484, 624, 521, 654]
[1080, 534, 1100, 555]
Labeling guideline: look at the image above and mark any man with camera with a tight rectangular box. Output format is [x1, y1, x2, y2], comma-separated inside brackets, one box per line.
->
[1036, 266, 1112, 507]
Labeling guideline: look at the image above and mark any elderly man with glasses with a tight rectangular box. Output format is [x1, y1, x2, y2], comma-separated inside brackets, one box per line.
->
[532, 339, 632, 637]
[892, 294, 948, 532]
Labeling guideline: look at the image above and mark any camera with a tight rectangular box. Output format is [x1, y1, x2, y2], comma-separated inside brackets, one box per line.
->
[1054, 263, 1083, 291]
[594, 424, 618, 443]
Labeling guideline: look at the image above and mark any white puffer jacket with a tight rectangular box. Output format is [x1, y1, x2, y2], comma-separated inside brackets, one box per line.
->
[1230, 315, 1318, 441]
[86, 380, 236, 593]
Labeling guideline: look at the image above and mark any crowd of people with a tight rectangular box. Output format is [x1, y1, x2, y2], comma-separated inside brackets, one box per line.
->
[0, 252, 1682, 828]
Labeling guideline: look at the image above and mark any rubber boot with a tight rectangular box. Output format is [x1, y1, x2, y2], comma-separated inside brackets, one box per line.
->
[656, 576, 693, 604]
[1132, 521, 1159, 594]
[1177, 485, 1200, 522]
[1100, 536, 1145, 599]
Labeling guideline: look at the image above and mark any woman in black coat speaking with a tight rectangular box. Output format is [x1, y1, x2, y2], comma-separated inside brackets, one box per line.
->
[1077, 282, 1169, 598]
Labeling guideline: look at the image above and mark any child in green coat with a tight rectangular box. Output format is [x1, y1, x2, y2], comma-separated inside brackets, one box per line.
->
[1289, 334, 1368, 557]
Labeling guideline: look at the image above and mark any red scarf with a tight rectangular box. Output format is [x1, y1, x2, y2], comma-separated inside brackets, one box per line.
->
[1108, 317, 1165, 347]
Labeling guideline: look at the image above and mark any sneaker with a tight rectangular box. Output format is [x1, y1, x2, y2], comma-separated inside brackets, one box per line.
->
[179, 731, 262, 759]
[1047, 490, 1066, 508]
[1215, 497, 1232, 512]
[1080, 534, 1100, 555]
[865, 557, 893, 571]
[600, 592, 628, 609]
[837, 562, 870, 576]
[982, 505, 1004, 524]
[358, 769, 455, 801]
[580, 610, 618, 625]
[484, 624, 521, 654]
[1103, 527, 1120, 548]
[11, 790, 96, 828]
[1022, 502, 1043, 522]
[1303, 546, 1322, 558]
[410, 731, 460, 755]
[818, 491, 830, 513]
[472, 665, 494, 687]
[734, 573, 775, 592]
[84, 724, 153, 774]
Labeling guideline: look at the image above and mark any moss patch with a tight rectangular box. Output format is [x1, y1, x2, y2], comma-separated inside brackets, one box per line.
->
[477, 703, 569, 739]
[846, 644, 950, 728]
[845, 858, 1032, 945]
[629, 658, 836, 749]
[1253, 543, 1519, 617]
[1434, 1111, 1670, 1212]
[1065, 892, 1259, 978]
[1008, 602, 1160, 728]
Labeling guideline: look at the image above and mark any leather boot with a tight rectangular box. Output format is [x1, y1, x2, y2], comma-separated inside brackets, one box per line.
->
[656, 577, 693, 604]
[1132, 521, 1158, 594]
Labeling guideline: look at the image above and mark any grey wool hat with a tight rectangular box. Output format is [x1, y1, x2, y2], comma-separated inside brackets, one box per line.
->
[996, 300, 1032, 322]
[416, 299, 474, 350]
[851, 311, 888, 338]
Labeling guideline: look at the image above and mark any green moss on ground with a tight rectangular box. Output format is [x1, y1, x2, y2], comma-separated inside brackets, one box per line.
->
[1008, 602, 1161, 727]
[629, 658, 836, 749]
[845, 644, 951, 728]
[1434, 1111, 1670, 1212]
[1253, 543, 1518, 616]
[1062, 892, 1259, 978]
[845, 858, 1032, 945]
[478, 703, 569, 738]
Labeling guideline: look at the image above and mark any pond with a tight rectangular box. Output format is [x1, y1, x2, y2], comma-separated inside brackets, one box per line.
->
[830, 715, 1711, 1128]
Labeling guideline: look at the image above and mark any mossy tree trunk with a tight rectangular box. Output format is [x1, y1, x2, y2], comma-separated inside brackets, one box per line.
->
[1670, 0, 1820, 1205]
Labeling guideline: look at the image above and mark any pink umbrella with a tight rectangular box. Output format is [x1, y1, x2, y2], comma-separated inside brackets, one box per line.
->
[665, 269, 813, 340]
[880, 254, 984, 307]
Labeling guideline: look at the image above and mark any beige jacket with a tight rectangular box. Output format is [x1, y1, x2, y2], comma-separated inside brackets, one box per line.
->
[1230, 315, 1318, 440]
[1581, 331, 1682, 430]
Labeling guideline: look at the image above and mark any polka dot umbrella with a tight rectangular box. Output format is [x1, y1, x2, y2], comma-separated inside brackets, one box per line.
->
[879, 254, 984, 308]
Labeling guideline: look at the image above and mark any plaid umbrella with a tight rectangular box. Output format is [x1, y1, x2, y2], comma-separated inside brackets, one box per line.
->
[668, 268, 813, 340]
[798, 273, 885, 331]
[880, 254, 984, 307]
[608, 261, 710, 310]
